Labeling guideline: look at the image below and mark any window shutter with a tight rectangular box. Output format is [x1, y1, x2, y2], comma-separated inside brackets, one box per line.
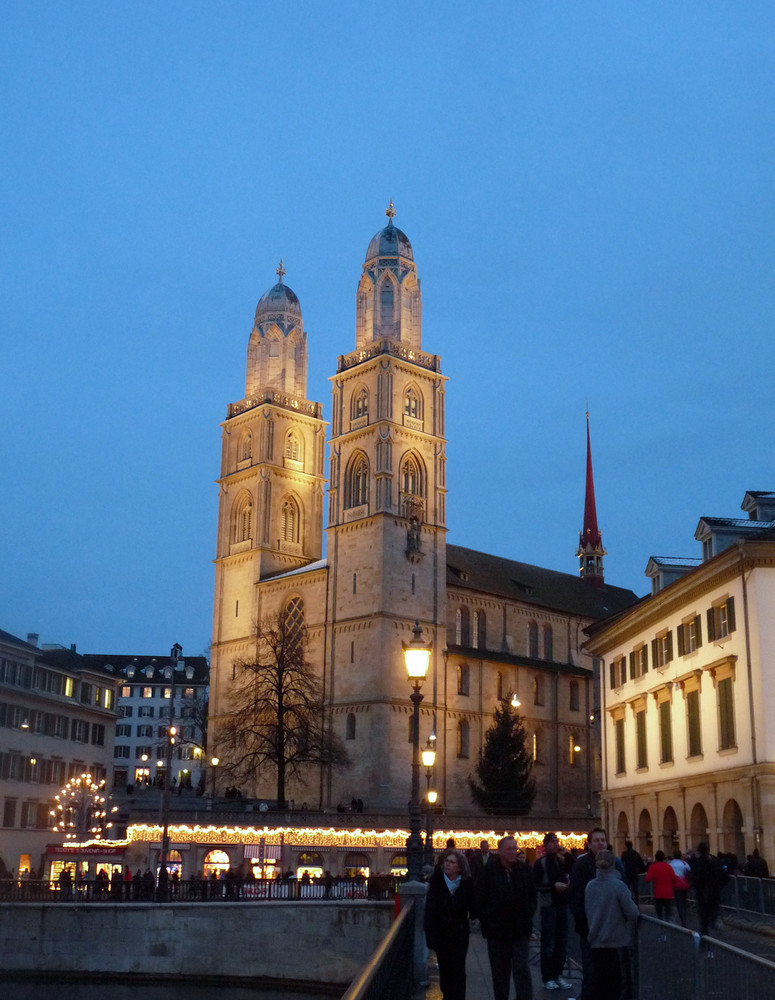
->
[677, 626, 685, 657]
[727, 597, 736, 632]
[707, 608, 715, 642]
[643, 645, 648, 673]
[629, 652, 635, 680]
[694, 614, 702, 648]
[666, 631, 673, 662]
[651, 639, 658, 667]
[610, 661, 616, 689]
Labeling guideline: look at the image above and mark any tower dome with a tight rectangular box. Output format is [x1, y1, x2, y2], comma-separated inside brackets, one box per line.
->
[364, 200, 414, 265]
[253, 260, 302, 333]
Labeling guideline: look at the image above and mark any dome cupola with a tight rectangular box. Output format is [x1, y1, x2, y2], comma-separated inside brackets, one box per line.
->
[253, 259, 302, 333]
[245, 260, 307, 400]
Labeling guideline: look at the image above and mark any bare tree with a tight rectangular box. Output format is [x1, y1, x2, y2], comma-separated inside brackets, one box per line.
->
[218, 611, 348, 807]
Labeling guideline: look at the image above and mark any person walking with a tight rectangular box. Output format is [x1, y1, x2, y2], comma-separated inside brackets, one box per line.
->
[425, 851, 477, 1000]
[645, 850, 678, 922]
[478, 835, 537, 1000]
[532, 833, 573, 991]
[620, 840, 645, 903]
[690, 843, 729, 936]
[585, 850, 640, 1000]
[668, 850, 691, 927]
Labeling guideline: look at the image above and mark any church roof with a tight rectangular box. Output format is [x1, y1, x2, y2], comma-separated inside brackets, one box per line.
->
[365, 202, 414, 264]
[253, 265, 302, 329]
[446, 544, 640, 619]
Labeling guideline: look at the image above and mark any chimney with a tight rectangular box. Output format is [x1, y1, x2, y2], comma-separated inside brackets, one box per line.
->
[27, 633, 39, 648]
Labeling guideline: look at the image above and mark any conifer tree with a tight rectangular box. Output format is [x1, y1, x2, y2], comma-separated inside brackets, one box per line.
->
[468, 701, 536, 815]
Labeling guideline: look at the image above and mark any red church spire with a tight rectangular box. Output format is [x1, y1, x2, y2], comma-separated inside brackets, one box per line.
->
[577, 412, 606, 583]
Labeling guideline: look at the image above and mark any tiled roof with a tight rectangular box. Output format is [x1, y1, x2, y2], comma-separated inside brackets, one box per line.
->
[446, 544, 640, 619]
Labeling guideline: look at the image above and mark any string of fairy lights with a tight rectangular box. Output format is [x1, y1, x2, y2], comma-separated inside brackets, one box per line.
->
[50, 773, 118, 842]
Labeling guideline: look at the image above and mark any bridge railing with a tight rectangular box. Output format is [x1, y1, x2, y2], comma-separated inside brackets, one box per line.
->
[341, 899, 414, 1000]
[635, 914, 775, 999]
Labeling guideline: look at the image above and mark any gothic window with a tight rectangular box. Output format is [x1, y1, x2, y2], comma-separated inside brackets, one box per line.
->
[404, 386, 421, 419]
[233, 494, 253, 543]
[543, 624, 553, 661]
[352, 387, 368, 420]
[472, 611, 486, 650]
[283, 597, 305, 655]
[496, 672, 503, 701]
[380, 279, 394, 326]
[457, 719, 470, 759]
[239, 432, 252, 463]
[455, 607, 470, 646]
[285, 431, 302, 462]
[345, 453, 369, 508]
[345, 713, 356, 741]
[569, 680, 580, 712]
[457, 663, 470, 697]
[528, 622, 539, 659]
[281, 496, 300, 542]
[401, 455, 422, 497]
[533, 675, 545, 706]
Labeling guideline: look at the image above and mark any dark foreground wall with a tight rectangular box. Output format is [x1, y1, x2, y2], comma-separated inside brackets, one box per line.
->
[0, 901, 394, 986]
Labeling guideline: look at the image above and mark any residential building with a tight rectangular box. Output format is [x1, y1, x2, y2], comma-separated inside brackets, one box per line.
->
[585, 491, 775, 862]
[0, 629, 118, 878]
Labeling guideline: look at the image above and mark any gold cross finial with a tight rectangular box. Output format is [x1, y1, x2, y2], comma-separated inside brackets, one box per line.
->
[386, 199, 396, 222]
[276, 258, 286, 282]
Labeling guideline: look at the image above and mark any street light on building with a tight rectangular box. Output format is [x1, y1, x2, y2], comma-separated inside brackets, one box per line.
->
[403, 621, 431, 882]
[210, 756, 220, 801]
[158, 643, 182, 900]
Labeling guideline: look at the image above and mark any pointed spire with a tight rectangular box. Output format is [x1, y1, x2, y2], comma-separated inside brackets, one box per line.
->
[577, 412, 606, 584]
[276, 258, 286, 282]
[385, 199, 396, 225]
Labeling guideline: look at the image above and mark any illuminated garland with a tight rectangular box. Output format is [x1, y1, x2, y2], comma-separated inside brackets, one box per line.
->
[123, 823, 587, 852]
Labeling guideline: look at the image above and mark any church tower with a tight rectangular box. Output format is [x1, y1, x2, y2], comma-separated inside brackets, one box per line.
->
[577, 412, 606, 583]
[325, 204, 448, 810]
[210, 264, 326, 725]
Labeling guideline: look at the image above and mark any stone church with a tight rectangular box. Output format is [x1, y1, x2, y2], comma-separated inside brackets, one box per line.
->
[208, 205, 638, 820]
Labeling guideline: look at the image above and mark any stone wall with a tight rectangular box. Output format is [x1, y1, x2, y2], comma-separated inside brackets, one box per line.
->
[0, 901, 393, 986]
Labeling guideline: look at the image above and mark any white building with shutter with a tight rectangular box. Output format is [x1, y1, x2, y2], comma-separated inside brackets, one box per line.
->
[585, 491, 775, 864]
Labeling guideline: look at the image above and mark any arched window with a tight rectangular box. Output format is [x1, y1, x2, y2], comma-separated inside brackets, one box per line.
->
[285, 431, 302, 462]
[233, 494, 252, 543]
[455, 607, 470, 646]
[404, 387, 421, 419]
[472, 611, 486, 650]
[533, 675, 545, 707]
[345, 453, 369, 508]
[345, 713, 356, 740]
[528, 622, 539, 659]
[281, 496, 300, 542]
[457, 719, 470, 759]
[457, 663, 470, 696]
[543, 624, 553, 661]
[569, 680, 580, 712]
[352, 387, 368, 420]
[239, 432, 252, 463]
[496, 672, 503, 701]
[283, 597, 305, 654]
[380, 279, 394, 325]
[532, 731, 540, 762]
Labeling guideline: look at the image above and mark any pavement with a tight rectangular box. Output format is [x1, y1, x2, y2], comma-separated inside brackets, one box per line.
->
[425, 923, 583, 1000]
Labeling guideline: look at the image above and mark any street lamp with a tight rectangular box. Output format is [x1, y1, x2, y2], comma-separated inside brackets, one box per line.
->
[403, 621, 431, 882]
[422, 739, 436, 869]
[158, 643, 182, 900]
[210, 757, 220, 800]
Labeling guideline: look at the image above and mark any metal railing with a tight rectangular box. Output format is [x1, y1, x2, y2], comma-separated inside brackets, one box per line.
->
[721, 874, 775, 917]
[635, 914, 775, 999]
[0, 875, 400, 903]
[341, 900, 414, 1000]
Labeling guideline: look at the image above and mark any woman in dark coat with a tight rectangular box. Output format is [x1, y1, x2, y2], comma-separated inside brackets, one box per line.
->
[424, 851, 476, 1000]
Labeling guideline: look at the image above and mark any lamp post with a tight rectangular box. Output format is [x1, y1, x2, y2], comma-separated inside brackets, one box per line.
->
[422, 739, 436, 870]
[158, 643, 182, 900]
[210, 756, 220, 801]
[403, 621, 431, 882]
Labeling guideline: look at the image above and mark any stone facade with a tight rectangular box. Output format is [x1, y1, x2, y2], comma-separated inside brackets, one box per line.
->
[209, 209, 638, 820]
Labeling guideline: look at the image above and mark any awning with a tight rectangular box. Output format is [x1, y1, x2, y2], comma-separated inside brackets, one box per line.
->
[244, 843, 282, 860]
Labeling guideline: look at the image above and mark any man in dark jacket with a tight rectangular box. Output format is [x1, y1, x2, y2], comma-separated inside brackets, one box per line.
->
[620, 840, 646, 902]
[478, 835, 537, 1000]
[532, 833, 573, 990]
[690, 842, 730, 935]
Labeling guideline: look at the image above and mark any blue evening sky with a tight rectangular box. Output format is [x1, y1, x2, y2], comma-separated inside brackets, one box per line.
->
[2, 2, 773, 656]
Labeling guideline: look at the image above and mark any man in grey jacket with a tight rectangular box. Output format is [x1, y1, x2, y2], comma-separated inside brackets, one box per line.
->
[584, 850, 639, 1000]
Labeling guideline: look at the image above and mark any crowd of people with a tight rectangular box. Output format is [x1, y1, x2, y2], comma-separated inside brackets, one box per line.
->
[423, 828, 768, 1000]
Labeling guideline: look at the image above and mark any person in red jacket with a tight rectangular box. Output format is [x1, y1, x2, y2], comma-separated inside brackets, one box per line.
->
[645, 850, 679, 921]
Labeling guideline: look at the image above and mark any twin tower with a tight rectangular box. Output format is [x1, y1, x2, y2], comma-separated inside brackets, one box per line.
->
[209, 205, 449, 810]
